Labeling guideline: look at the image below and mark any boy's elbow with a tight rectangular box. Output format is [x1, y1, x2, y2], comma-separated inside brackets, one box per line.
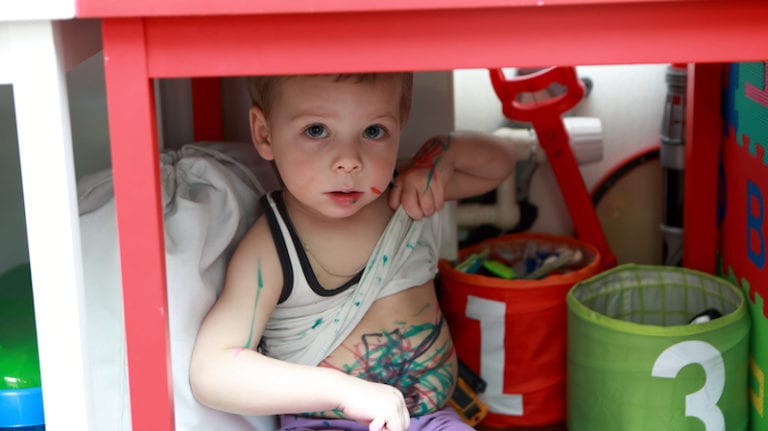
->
[188, 352, 216, 407]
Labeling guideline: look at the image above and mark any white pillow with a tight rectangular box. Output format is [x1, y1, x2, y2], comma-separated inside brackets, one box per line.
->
[79, 142, 279, 431]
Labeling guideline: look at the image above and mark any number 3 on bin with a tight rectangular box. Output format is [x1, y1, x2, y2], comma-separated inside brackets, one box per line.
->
[465, 296, 524, 415]
[651, 340, 726, 431]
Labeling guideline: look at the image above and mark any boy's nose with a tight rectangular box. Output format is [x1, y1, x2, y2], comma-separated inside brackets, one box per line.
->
[333, 157, 362, 173]
[333, 141, 362, 173]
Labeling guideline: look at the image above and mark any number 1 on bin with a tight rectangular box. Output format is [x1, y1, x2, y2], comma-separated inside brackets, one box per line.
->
[466, 296, 524, 416]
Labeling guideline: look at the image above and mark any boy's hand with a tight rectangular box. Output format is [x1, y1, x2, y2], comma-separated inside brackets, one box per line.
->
[389, 136, 453, 219]
[337, 380, 410, 431]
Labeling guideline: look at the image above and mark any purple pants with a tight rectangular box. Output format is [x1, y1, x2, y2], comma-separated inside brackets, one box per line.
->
[279, 406, 474, 431]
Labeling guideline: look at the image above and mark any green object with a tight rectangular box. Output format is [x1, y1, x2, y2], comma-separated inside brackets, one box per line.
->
[455, 249, 488, 273]
[567, 264, 750, 431]
[0, 263, 42, 390]
[482, 260, 516, 279]
[720, 261, 768, 431]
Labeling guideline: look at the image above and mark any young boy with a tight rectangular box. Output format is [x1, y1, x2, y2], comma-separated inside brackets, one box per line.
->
[189, 72, 518, 431]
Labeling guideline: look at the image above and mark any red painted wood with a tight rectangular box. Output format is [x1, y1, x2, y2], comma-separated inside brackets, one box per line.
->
[683, 63, 723, 273]
[191, 78, 223, 141]
[131, 2, 768, 79]
[101, 18, 176, 431]
[77, 0, 676, 18]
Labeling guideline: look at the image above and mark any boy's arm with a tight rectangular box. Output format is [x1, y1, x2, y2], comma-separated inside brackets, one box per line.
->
[389, 131, 518, 219]
[189, 219, 409, 430]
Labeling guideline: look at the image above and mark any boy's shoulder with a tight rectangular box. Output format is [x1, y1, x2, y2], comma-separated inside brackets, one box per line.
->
[235, 213, 278, 266]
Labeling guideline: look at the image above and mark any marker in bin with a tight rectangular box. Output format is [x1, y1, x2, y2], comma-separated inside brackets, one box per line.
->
[525, 248, 582, 279]
[482, 260, 517, 279]
[454, 249, 517, 279]
[454, 249, 489, 273]
[454, 242, 582, 279]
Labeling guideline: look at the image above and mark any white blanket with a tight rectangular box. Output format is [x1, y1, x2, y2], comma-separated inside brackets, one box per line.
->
[79, 142, 278, 431]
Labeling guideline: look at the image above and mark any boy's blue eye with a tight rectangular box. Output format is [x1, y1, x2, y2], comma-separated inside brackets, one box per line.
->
[363, 125, 386, 139]
[304, 124, 328, 139]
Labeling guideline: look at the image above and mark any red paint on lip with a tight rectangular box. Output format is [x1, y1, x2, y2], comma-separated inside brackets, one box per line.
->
[327, 191, 363, 206]
[370, 186, 383, 195]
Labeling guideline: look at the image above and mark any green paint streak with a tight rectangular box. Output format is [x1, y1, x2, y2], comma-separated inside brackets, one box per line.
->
[325, 316, 455, 415]
[243, 259, 264, 349]
[299, 409, 347, 419]
[312, 318, 323, 329]
[423, 134, 451, 193]
[415, 303, 431, 316]
[402, 322, 433, 338]
[424, 158, 439, 193]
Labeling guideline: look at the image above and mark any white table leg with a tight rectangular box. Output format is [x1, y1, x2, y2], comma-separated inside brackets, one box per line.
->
[10, 20, 92, 431]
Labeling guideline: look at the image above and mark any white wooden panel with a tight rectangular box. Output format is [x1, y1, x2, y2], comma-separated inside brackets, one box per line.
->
[0, 24, 11, 84]
[10, 20, 92, 431]
[0, 0, 75, 21]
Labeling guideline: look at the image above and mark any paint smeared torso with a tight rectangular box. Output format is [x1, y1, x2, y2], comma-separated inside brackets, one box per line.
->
[318, 281, 457, 417]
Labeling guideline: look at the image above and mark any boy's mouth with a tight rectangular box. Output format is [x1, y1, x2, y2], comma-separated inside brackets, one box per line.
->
[327, 190, 363, 205]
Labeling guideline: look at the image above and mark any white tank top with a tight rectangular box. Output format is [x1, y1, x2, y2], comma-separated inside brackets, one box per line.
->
[259, 192, 440, 365]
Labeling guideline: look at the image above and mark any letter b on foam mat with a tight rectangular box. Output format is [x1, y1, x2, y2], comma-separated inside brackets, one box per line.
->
[719, 61, 768, 430]
[567, 264, 750, 430]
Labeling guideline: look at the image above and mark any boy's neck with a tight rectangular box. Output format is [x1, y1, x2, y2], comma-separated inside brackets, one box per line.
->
[281, 191, 394, 275]
[281, 190, 392, 231]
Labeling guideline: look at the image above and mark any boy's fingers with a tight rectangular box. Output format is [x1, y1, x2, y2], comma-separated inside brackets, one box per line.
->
[369, 417, 385, 431]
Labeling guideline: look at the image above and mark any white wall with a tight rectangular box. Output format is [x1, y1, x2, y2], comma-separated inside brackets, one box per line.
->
[0, 83, 27, 274]
[0, 51, 111, 275]
[454, 65, 668, 241]
[164, 72, 455, 158]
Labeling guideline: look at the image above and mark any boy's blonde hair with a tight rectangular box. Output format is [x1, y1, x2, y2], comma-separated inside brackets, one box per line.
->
[247, 73, 414, 126]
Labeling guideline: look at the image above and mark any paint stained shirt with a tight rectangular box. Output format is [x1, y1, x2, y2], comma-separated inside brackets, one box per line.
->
[258, 192, 441, 367]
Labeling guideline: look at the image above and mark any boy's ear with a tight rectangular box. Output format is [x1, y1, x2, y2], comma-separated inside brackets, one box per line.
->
[249, 106, 274, 160]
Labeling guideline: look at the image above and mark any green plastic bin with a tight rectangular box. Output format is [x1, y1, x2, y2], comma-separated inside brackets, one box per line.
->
[0, 264, 45, 429]
[567, 264, 750, 430]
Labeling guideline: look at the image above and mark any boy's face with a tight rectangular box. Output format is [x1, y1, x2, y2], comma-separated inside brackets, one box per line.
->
[250, 75, 404, 219]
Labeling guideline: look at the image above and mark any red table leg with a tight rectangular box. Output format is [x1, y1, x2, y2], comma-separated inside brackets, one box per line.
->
[102, 18, 176, 431]
[684, 63, 723, 273]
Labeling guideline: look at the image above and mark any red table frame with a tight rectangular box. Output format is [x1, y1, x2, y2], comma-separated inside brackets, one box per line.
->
[77, 1, 768, 429]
